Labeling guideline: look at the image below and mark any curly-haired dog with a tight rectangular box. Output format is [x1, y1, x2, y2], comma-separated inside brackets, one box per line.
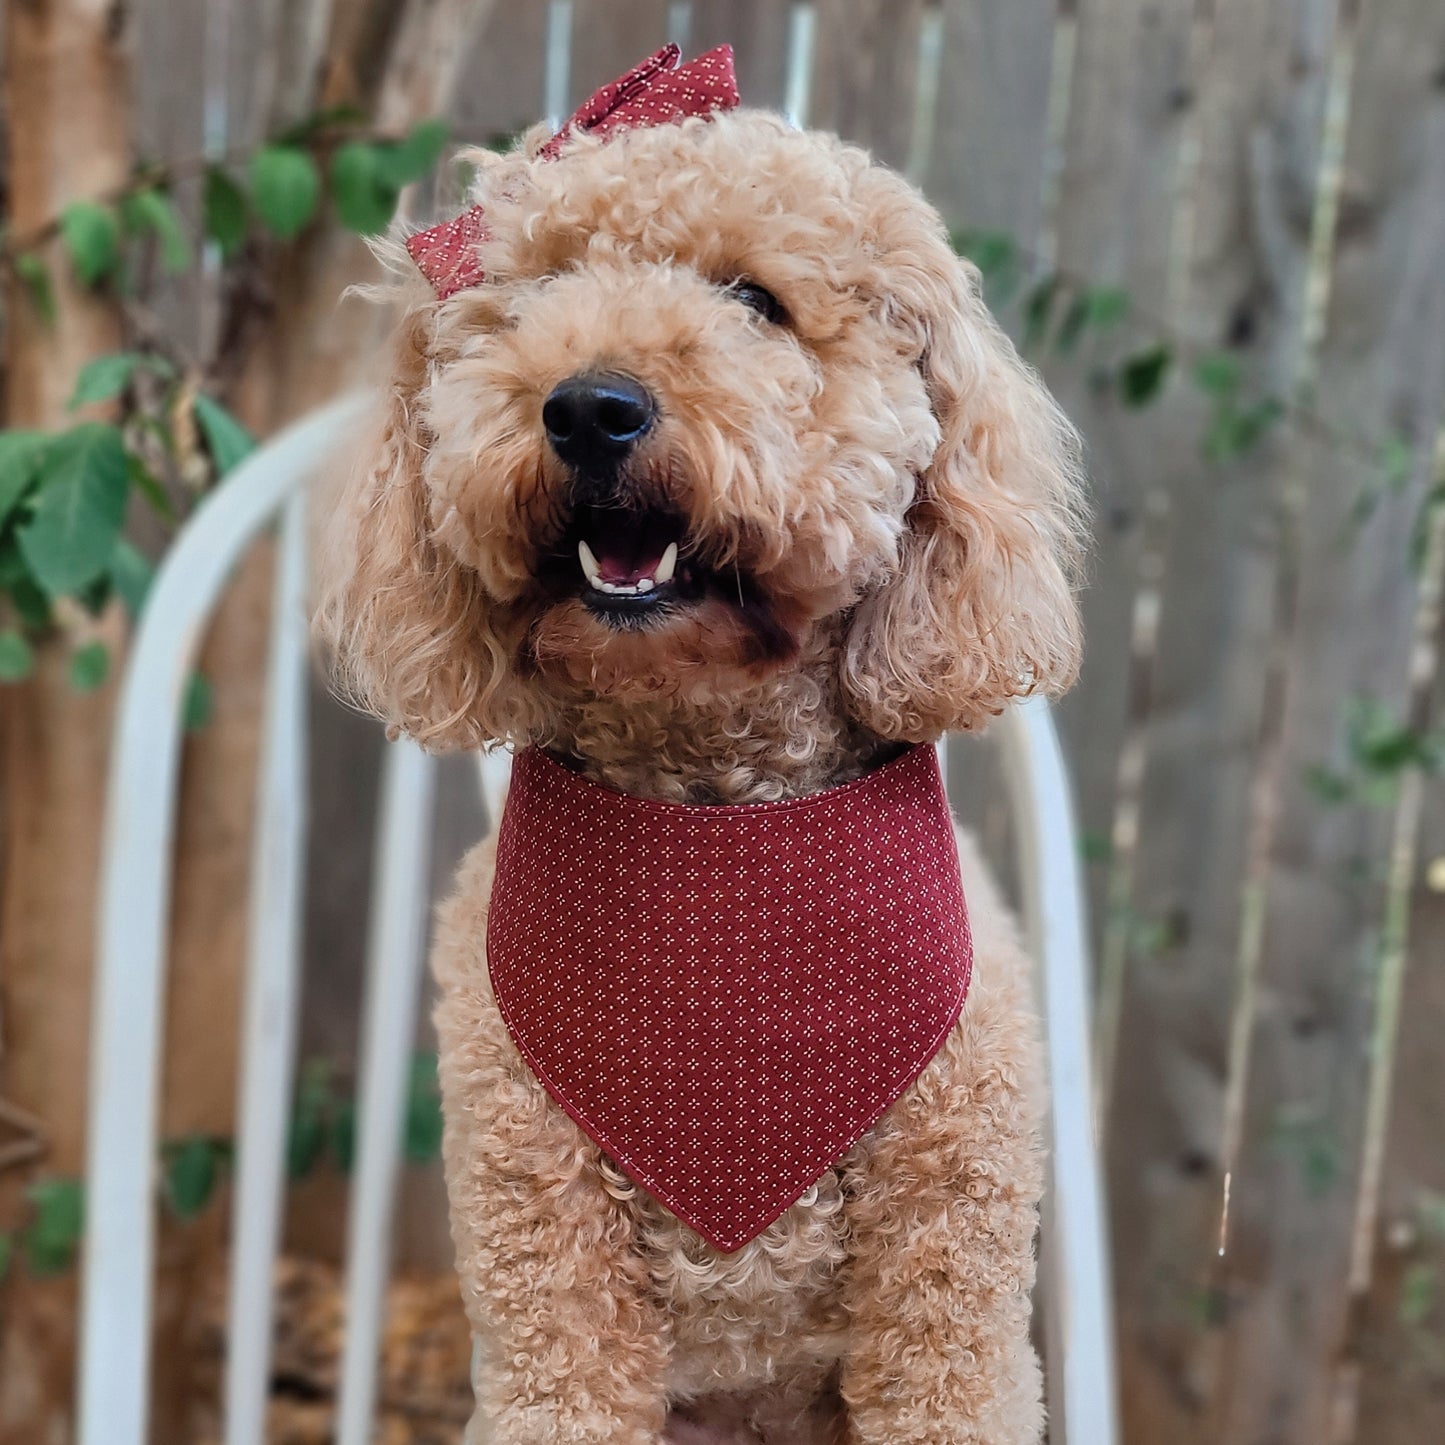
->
[317, 52, 1084, 1445]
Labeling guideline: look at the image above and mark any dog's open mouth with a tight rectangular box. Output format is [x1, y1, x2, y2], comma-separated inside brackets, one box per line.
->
[575, 505, 686, 611]
[548, 502, 752, 627]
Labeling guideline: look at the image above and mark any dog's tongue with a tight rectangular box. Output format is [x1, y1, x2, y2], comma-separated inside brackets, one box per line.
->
[589, 511, 676, 585]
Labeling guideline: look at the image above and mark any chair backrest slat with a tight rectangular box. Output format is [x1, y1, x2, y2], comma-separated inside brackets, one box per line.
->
[335, 739, 438, 1445]
[1000, 699, 1120, 1445]
[78, 395, 369, 1445]
[224, 489, 314, 1445]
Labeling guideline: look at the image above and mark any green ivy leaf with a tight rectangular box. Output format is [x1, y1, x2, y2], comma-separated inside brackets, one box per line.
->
[375, 119, 450, 188]
[68, 352, 175, 411]
[59, 202, 122, 286]
[163, 1137, 222, 1219]
[1399, 1262, 1437, 1328]
[1083, 286, 1130, 332]
[25, 1178, 85, 1276]
[1119, 345, 1173, 408]
[276, 102, 369, 146]
[203, 166, 249, 259]
[68, 639, 110, 692]
[183, 671, 214, 731]
[111, 539, 155, 619]
[1204, 398, 1283, 463]
[193, 395, 255, 475]
[0, 430, 51, 524]
[330, 142, 400, 236]
[1055, 293, 1091, 355]
[0, 630, 35, 684]
[16, 423, 131, 597]
[15, 253, 58, 326]
[127, 454, 176, 524]
[951, 228, 1014, 276]
[121, 189, 191, 273]
[287, 1059, 334, 1179]
[1193, 352, 1243, 398]
[1303, 763, 1352, 805]
[950, 229, 1022, 305]
[404, 1051, 444, 1162]
[250, 145, 321, 239]
[331, 1095, 356, 1173]
[1023, 276, 1060, 351]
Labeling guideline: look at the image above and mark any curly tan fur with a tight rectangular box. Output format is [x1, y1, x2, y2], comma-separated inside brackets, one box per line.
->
[316, 107, 1084, 1443]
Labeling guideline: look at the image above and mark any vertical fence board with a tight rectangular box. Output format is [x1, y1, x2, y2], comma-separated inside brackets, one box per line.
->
[690, 0, 791, 110]
[1081, 3, 1343, 1441]
[808, 0, 923, 169]
[920, 1, 1059, 872]
[1036, 10, 1216, 1432]
[1218, 2, 1445, 1438]
[568, 0, 673, 108]
[1355, 641, 1445, 1444]
[1044, 0, 1200, 963]
[449, 0, 549, 149]
[925, 0, 1055, 238]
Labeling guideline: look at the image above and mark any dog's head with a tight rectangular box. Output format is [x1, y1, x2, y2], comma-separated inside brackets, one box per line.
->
[316, 109, 1085, 750]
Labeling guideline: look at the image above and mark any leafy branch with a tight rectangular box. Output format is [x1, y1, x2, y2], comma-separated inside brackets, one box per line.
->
[0, 110, 454, 692]
[0, 114, 450, 294]
[952, 228, 1398, 479]
[1303, 697, 1444, 809]
[0, 1051, 444, 1284]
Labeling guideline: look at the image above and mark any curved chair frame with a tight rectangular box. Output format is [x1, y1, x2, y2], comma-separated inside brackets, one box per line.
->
[77, 395, 1117, 1445]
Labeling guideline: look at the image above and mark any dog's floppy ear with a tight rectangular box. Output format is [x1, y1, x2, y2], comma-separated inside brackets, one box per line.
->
[841, 238, 1086, 740]
[314, 310, 510, 750]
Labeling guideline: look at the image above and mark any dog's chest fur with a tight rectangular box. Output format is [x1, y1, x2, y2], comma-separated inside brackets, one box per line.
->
[628, 1164, 852, 1395]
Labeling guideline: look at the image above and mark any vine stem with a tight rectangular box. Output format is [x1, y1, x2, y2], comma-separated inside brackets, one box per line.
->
[0, 125, 418, 266]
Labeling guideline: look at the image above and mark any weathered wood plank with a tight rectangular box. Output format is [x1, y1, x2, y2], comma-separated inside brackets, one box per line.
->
[1354, 625, 1445, 1441]
[1037, 3, 1341, 1440]
[919, 1, 1061, 876]
[568, 0, 673, 109]
[809, 0, 924, 169]
[451, 0, 550, 147]
[1217, 3, 1445, 1439]
[690, 0, 791, 111]
[925, 0, 1055, 238]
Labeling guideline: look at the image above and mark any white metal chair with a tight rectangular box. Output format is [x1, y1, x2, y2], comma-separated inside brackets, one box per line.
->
[77, 395, 1118, 1445]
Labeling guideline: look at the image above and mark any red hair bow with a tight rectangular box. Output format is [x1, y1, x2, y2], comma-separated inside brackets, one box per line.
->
[406, 43, 739, 301]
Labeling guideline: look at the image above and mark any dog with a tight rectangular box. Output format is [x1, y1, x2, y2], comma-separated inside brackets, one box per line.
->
[317, 45, 1084, 1445]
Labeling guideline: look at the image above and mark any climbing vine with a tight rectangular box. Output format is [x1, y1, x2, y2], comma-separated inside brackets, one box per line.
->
[0, 111, 453, 695]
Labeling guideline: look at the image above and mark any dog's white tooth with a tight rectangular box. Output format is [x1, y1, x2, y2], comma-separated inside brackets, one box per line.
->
[654, 542, 678, 585]
[578, 539, 602, 583]
[635, 578, 654, 593]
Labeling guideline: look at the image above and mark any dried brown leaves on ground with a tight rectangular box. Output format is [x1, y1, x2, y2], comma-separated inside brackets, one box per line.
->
[191, 1255, 472, 1444]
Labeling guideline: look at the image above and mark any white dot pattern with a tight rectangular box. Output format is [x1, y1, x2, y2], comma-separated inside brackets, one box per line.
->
[487, 744, 973, 1254]
[406, 44, 740, 301]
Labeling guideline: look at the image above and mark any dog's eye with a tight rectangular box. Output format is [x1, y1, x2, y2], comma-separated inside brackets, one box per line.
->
[725, 279, 788, 326]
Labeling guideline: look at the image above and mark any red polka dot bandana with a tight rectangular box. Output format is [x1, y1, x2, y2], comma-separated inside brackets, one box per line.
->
[486, 744, 973, 1252]
[406, 43, 740, 300]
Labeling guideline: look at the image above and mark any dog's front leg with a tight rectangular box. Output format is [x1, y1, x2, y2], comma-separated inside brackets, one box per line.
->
[837, 995, 1046, 1445]
[447, 1077, 672, 1445]
[432, 845, 673, 1445]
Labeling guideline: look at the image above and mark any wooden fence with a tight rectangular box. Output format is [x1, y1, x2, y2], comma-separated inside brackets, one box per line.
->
[2, 2, 1443, 1442]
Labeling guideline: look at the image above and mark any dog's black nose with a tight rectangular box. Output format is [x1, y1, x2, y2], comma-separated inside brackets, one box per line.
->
[543, 373, 655, 468]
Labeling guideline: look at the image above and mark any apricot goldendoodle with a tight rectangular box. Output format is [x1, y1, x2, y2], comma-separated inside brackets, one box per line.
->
[317, 55, 1084, 1445]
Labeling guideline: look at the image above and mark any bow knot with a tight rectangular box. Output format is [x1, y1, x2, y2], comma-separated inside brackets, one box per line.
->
[406, 44, 739, 300]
